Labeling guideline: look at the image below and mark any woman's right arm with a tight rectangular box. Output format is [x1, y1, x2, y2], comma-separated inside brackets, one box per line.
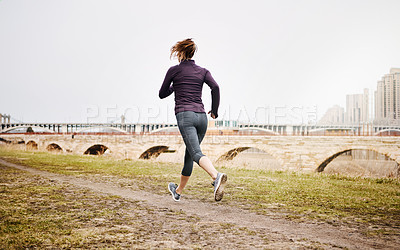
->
[159, 67, 175, 99]
[204, 70, 220, 118]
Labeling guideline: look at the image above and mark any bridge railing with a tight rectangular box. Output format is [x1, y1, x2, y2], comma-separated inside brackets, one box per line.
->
[1, 131, 400, 137]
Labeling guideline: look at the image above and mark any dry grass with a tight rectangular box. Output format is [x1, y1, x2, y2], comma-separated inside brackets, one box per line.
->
[0, 164, 276, 249]
[1, 145, 400, 240]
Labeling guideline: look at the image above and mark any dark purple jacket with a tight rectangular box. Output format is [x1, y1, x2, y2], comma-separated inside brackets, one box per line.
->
[159, 60, 220, 118]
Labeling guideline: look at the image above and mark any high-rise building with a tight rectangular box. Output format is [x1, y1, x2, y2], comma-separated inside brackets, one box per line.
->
[374, 68, 400, 124]
[345, 88, 369, 124]
[318, 105, 344, 125]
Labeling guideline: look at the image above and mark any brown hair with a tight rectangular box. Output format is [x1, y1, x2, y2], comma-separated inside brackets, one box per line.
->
[170, 38, 197, 62]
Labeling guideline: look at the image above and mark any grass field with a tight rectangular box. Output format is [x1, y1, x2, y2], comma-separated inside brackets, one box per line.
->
[2, 163, 274, 248]
[0, 165, 131, 248]
[1, 146, 399, 243]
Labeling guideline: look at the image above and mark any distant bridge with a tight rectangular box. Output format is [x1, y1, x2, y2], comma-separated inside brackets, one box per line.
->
[1, 133, 399, 173]
[2, 122, 400, 136]
[0, 122, 177, 134]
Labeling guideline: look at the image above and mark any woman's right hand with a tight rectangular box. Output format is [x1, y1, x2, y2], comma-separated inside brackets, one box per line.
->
[208, 111, 216, 119]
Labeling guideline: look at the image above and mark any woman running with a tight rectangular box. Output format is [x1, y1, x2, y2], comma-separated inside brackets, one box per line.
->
[159, 38, 227, 202]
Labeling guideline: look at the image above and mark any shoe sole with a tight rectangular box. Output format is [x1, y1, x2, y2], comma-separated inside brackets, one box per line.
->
[214, 173, 227, 201]
[168, 183, 180, 202]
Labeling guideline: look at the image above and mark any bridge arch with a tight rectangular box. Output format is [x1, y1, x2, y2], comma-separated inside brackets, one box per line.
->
[26, 140, 38, 150]
[84, 144, 109, 155]
[76, 126, 128, 134]
[218, 147, 251, 161]
[139, 145, 176, 159]
[217, 146, 282, 169]
[2, 126, 55, 134]
[316, 147, 400, 172]
[150, 127, 179, 134]
[0, 137, 12, 144]
[47, 143, 63, 152]
[374, 129, 400, 136]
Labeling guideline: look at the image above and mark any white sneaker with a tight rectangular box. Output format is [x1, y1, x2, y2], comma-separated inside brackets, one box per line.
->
[213, 173, 227, 201]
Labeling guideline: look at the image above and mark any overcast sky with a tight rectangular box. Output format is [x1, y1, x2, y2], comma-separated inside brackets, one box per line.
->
[1, 0, 399, 124]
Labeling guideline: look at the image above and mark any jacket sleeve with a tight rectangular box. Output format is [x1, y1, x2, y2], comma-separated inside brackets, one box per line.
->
[159, 67, 175, 99]
[204, 70, 220, 118]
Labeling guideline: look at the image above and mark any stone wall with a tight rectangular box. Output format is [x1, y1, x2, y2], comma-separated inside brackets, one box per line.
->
[1, 134, 399, 172]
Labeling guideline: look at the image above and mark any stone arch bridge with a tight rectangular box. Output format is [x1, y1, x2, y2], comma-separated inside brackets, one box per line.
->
[1, 134, 399, 172]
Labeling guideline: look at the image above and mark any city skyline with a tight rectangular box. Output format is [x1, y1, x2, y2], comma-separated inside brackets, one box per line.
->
[320, 68, 400, 126]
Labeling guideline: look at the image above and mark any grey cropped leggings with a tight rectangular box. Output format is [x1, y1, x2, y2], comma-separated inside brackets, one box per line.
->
[176, 111, 208, 176]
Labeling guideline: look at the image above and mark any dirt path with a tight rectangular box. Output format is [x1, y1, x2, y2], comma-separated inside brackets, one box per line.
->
[1, 158, 397, 249]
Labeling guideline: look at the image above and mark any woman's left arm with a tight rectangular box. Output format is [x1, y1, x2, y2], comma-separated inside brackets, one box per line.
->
[159, 67, 175, 99]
